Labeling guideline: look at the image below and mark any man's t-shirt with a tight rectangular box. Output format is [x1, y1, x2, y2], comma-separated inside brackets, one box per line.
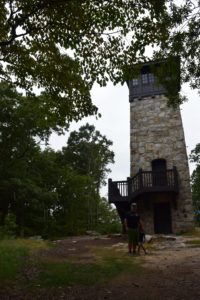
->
[126, 212, 140, 229]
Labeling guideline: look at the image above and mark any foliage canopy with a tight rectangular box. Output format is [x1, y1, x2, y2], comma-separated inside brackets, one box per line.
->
[0, 83, 117, 237]
[0, 1, 199, 121]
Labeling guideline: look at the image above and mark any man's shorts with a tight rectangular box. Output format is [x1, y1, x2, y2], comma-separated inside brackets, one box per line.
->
[128, 228, 138, 243]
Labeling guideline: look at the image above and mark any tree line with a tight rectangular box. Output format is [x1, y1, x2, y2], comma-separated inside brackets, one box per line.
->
[0, 83, 120, 238]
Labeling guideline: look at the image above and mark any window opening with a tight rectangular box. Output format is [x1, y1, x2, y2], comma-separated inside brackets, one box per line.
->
[142, 73, 148, 84]
[148, 73, 155, 83]
[142, 73, 155, 84]
[132, 78, 139, 86]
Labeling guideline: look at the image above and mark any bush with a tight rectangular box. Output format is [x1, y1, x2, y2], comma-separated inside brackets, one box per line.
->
[97, 221, 122, 235]
[0, 213, 18, 239]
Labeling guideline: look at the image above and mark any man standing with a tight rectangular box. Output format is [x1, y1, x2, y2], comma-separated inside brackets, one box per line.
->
[124, 203, 142, 254]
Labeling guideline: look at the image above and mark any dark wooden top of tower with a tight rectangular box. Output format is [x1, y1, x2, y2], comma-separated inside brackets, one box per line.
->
[128, 58, 180, 102]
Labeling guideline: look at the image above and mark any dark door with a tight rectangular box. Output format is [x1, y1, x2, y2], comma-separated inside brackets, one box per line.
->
[152, 159, 167, 186]
[154, 202, 172, 234]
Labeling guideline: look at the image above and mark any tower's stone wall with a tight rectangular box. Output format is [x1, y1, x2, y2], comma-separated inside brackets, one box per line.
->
[130, 94, 194, 233]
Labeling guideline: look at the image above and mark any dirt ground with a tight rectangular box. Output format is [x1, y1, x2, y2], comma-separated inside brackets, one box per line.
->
[1, 234, 200, 299]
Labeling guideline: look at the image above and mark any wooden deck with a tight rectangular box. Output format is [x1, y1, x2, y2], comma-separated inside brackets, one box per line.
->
[108, 167, 179, 203]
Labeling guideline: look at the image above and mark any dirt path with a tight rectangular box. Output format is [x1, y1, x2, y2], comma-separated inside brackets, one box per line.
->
[131, 236, 200, 300]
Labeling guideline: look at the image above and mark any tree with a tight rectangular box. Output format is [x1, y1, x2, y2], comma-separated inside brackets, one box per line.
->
[0, 81, 70, 229]
[1, 0, 198, 122]
[52, 167, 94, 235]
[97, 197, 121, 234]
[190, 144, 200, 209]
[0, 82, 63, 235]
[154, 1, 200, 92]
[62, 123, 114, 192]
[59, 123, 114, 231]
[0, 83, 115, 236]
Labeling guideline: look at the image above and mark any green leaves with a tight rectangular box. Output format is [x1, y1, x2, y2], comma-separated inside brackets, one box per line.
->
[0, 83, 115, 237]
[2, 0, 197, 118]
[64, 123, 114, 188]
[190, 144, 200, 165]
[156, 0, 200, 91]
[190, 144, 200, 209]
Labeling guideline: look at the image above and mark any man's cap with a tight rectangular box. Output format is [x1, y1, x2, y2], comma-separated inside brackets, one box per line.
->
[131, 203, 137, 207]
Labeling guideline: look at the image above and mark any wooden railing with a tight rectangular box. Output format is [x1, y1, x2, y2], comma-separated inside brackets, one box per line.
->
[108, 167, 179, 203]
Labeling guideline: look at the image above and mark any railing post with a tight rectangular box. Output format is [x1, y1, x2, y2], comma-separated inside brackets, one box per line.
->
[127, 177, 131, 197]
[139, 168, 143, 190]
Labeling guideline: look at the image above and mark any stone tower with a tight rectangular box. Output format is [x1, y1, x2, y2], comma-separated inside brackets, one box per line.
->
[109, 58, 194, 234]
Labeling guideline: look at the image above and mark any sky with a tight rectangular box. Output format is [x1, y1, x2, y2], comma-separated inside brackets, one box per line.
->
[49, 82, 200, 198]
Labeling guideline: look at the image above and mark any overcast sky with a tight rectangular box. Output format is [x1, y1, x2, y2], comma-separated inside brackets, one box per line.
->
[49, 82, 200, 198]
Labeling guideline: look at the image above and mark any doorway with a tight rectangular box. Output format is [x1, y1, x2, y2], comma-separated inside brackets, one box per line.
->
[152, 159, 167, 186]
[154, 202, 172, 234]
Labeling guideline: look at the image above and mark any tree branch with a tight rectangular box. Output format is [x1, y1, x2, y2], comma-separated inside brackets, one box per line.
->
[0, 1, 46, 47]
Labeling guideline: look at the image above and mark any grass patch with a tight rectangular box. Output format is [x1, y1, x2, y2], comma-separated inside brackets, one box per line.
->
[0, 241, 28, 280]
[36, 247, 142, 287]
[0, 239, 49, 281]
[38, 259, 127, 286]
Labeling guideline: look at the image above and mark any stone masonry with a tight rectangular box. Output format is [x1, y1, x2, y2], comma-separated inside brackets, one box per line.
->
[130, 94, 194, 233]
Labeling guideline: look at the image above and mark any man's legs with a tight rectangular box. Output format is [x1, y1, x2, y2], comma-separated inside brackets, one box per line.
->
[128, 228, 134, 253]
[128, 229, 138, 254]
[132, 242, 137, 253]
[128, 241, 132, 253]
